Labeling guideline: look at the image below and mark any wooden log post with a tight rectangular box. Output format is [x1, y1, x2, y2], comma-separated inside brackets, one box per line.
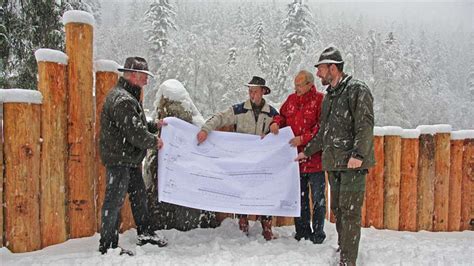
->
[399, 129, 420, 231]
[35, 49, 69, 247]
[383, 126, 402, 230]
[416, 125, 436, 231]
[63, 10, 97, 238]
[461, 132, 474, 230]
[94, 60, 119, 232]
[1, 89, 42, 252]
[433, 125, 452, 231]
[365, 128, 385, 229]
[448, 131, 466, 231]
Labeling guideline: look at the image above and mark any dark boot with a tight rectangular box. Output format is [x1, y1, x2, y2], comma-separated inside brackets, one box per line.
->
[239, 216, 249, 235]
[261, 219, 274, 241]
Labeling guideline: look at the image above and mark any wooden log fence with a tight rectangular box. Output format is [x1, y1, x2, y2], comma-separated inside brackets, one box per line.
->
[1, 9, 473, 254]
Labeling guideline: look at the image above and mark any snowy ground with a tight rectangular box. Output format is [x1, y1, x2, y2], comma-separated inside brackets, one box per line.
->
[1, 218, 473, 266]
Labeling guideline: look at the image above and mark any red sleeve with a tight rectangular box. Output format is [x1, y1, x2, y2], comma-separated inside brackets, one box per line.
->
[272, 98, 289, 127]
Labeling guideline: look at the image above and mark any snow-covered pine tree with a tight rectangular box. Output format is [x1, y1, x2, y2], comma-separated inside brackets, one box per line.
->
[273, 0, 314, 102]
[1, 0, 97, 90]
[253, 19, 269, 72]
[144, 0, 177, 72]
[280, 0, 314, 58]
[1, 1, 64, 89]
[377, 31, 408, 127]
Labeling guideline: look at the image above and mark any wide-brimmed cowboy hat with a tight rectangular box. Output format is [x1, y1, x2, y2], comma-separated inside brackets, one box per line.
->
[245, 76, 271, 95]
[118, 56, 154, 77]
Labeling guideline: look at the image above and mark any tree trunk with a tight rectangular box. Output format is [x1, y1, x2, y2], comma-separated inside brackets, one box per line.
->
[433, 133, 450, 231]
[366, 136, 384, 229]
[94, 70, 118, 232]
[417, 134, 435, 231]
[4, 101, 42, 252]
[65, 21, 96, 238]
[448, 140, 463, 231]
[399, 138, 419, 231]
[383, 135, 401, 230]
[37, 59, 68, 247]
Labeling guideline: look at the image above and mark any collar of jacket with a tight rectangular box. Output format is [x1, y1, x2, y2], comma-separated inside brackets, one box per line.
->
[118, 76, 142, 101]
[327, 74, 352, 96]
[243, 99, 271, 114]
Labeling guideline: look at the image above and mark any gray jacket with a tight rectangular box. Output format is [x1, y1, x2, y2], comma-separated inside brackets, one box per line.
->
[99, 77, 157, 167]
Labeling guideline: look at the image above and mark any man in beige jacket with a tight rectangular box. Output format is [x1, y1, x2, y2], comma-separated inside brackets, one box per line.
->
[196, 76, 278, 240]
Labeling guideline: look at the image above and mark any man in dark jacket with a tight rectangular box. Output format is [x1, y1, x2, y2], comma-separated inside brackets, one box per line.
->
[270, 70, 326, 244]
[196, 76, 279, 240]
[296, 47, 375, 266]
[99, 57, 167, 255]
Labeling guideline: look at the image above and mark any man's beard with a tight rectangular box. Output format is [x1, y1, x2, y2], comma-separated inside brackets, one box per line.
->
[321, 73, 333, 86]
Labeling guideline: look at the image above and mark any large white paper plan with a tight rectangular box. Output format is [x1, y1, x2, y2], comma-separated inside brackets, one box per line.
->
[157, 117, 301, 217]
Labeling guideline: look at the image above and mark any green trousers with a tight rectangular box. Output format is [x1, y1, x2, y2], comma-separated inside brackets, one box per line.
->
[328, 170, 367, 264]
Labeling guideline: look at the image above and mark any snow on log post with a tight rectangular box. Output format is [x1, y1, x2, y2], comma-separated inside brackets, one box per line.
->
[94, 60, 119, 232]
[35, 49, 68, 247]
[416, 125, 436, 231]
[383, 126, 403, 230]
[448, 131, 467, 231]
[433, 125, 452, 231]
[365, 127, 385, 229]
[399, 129, 420, 231]
[63, 10, 97, 238]
[1, 89, 42, 252]
[461, 131, 474, 230]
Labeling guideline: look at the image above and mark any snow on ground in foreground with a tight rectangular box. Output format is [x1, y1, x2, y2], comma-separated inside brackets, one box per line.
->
[1, 218, 473, 266]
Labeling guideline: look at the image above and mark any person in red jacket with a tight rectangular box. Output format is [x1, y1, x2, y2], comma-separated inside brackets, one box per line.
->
[270, 70, 326, 244]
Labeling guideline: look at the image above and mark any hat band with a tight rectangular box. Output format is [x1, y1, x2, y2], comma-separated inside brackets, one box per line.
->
[315, 59, 344, 66]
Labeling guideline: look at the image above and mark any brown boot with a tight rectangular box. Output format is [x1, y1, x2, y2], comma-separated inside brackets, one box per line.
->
[239, 216, 249, 235]
[261, 219, 274, 241]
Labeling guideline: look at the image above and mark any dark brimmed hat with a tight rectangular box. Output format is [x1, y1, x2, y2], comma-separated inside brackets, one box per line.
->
[314, 47, 344, 67]
[118, 57, 154, 77]
[245, 76, 271, 95]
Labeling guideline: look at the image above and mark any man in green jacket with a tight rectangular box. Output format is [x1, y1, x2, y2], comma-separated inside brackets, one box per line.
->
[296, 47, 375, 265]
